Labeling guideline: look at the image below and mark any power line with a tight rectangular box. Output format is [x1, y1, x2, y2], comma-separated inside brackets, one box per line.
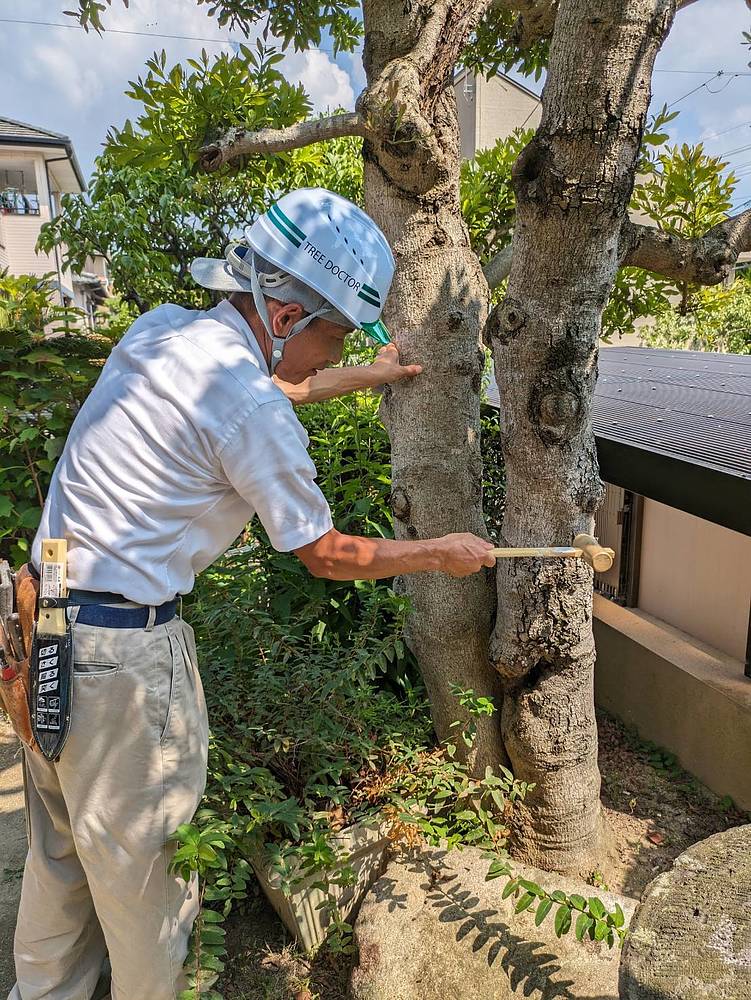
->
[668, 71, 723, 106]
[700, 121, 751, 142]
[654, 68, 751, 75]
[720, 142, 751, 158]
[668, 70, 747, 108]
[0, 15, 339, 53]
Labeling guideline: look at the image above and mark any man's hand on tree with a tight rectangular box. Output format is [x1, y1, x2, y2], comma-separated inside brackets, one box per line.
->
[276, 344, 422, 405]
[365, 344, 422, 387]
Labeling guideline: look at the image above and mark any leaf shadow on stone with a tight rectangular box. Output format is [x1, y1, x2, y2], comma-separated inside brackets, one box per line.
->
[369, 875, 409, 913]
[396, 851, 614, 1000]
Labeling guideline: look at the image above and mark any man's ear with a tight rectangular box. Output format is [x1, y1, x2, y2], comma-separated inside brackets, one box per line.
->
[270, 301, 305, 338]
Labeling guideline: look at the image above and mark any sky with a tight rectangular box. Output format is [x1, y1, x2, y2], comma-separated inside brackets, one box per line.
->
[0, 0, 749, 207]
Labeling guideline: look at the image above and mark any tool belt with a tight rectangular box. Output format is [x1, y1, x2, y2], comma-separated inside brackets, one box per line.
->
[1, 554, 179, 758]
[0, 562, 40, 753]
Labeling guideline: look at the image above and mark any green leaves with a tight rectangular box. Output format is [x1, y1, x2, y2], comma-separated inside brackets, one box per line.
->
[0, 271, 122, 563]
[490, 866, 627, 951]
[642, 277, 751, 355]
[460, 130, 532, 268]
[534, 897, 553, 926]
[554, 904, 572, 937]
[69, 0, 364, 55]
[515, 892, 535, 913]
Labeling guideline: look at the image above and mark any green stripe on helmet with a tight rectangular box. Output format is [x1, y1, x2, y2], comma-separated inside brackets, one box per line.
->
[271, 203, 307, 242]
[361, 283, 381, 301]
[361, 319, 391, 346]
[358, 290, 381, 307]
[267, 207, 302, 248]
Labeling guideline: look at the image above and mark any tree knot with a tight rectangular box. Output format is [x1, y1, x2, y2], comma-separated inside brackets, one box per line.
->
[390, 487, 412, 522]
[488, 298, 528, 346]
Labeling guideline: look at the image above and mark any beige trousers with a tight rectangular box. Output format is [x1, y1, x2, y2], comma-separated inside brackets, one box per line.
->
[9, 615, 209, 1000]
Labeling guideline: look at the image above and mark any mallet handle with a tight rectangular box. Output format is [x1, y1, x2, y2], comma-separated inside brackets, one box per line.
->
[488, 536, 615, 573]
[38, 539, 67, 637]
[489, 547, 580, 559]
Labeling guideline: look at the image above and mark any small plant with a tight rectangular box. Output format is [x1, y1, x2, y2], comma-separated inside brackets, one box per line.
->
[486, 868, 628, 948]
[588, 869, 610, 892]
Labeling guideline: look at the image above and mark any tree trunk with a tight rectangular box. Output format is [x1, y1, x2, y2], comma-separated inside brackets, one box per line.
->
[489, 0, 676, 873]
[360, 0, 506, 772]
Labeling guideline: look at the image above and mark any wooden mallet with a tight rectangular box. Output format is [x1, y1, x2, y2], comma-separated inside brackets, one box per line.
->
[489, 533, 615, 573]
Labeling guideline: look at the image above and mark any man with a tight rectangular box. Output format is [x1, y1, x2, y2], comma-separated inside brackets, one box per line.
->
[13, 188, 495, 1000]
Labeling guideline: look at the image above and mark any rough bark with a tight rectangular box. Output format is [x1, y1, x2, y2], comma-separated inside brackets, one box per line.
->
[488, 0, 677, 874]
[359, 0, 506, 773]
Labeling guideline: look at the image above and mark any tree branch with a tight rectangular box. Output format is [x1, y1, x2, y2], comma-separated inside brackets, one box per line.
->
[419, 0, 496, 110]
[622, 209, 751, 285]
[482, 244, 513, 290]
[492, 0, 558, 48]
[199, 112, 370, 172]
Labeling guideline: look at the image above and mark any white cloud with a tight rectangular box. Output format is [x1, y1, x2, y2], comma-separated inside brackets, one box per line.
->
[284, 48, 355, 113]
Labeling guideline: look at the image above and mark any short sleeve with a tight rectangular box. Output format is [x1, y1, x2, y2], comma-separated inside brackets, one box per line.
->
[219, 400, 333, 551]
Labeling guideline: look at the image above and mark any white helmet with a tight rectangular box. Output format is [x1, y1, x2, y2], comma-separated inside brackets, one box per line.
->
[191, 188, 395, 373]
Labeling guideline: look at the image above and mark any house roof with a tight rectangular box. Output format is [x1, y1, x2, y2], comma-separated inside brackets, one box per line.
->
[0, 116, 86, 193]
[486, 346, 751, 535]
[454, 68, 542, 104]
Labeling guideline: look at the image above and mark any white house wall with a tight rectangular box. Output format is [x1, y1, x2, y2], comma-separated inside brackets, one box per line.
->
[476, 73, 541, 150]
[637, 499, 751, 661]
[454, 72, 542, 161]
[0, 148, 74, 296]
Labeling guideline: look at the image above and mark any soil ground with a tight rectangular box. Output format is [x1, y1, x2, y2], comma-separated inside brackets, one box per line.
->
[0, 719, 26, 998]
[1, 710, 748, 999]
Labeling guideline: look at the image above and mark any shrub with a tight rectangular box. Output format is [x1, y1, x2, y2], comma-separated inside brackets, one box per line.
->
[642, 278, 751, 355]
[0, 272, 121, 563]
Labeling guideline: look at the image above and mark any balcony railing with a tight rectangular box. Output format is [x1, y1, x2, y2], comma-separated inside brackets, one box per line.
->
[0, 189, 40, 216]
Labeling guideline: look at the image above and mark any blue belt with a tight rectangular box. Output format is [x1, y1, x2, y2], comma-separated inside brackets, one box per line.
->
[71, 596, 178, 629]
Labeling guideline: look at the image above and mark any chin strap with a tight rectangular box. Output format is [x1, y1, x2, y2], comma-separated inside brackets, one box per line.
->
[248, 252, 332, 374]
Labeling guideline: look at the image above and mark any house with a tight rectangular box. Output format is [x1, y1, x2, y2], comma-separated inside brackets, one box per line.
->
[454, 68, 542, 159]
[0, 117, 108, 326]
[485, 347, 751, 809]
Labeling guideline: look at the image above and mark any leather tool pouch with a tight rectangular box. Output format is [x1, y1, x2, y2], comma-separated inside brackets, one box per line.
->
[0, 564, 40, 753]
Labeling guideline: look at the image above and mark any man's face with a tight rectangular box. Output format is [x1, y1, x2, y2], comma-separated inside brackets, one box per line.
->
[269, 300, 352, 383]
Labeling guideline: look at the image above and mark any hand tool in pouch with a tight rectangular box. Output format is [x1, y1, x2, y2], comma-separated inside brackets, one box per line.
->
[31, 539, 73, 760]
[0, 560, 39, 752]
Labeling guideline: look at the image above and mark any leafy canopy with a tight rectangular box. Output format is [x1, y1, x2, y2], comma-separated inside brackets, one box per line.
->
[68, 0, 550, 84]
[40, 46, 364, 314]
[69, 0, 363, 54]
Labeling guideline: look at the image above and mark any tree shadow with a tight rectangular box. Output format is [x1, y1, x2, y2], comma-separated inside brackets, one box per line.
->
[365, 851, 618, 1000]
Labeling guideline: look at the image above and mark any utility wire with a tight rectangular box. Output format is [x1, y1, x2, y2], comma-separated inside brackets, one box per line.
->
[3, 17, 751, 78]
[719, 141, 751, 158]
[0, 15, 340, 53]
[654, 68, 751, 75]
[700, 121, 751, 142]
[668, 70, 741, 107]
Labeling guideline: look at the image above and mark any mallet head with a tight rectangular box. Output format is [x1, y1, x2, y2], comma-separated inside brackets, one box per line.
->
[573, 533, 615, 573]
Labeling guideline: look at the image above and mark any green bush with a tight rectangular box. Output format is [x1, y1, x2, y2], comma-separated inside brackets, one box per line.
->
[642, 278, 751, 354]
[0, 272, 122, 563]
[174, 562, 530, 991]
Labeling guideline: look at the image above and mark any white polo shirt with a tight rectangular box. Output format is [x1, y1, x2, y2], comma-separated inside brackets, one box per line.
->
[33, 300, 333, 605]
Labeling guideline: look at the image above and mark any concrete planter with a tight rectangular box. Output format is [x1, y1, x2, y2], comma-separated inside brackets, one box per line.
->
[250, 817, 390, 951]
